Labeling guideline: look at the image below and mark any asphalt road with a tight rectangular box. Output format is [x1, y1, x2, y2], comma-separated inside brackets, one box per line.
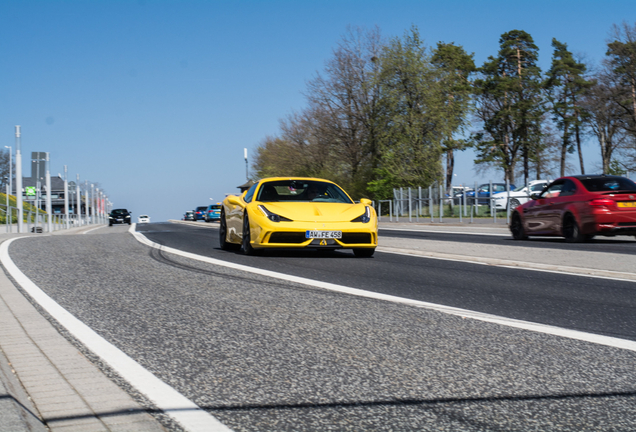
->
[139, 222, 636, 341]
[378, 227, 636, 255]
[7, 223, 636, 431]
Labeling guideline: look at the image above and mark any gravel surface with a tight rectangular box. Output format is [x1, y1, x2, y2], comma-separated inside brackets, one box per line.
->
[8, 228, 636, 431]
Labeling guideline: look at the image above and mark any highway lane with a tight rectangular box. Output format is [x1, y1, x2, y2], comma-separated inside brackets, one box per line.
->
[139, 222, 636, 342]
[7, 225, 636, 431]
[378, 227, 636, 255]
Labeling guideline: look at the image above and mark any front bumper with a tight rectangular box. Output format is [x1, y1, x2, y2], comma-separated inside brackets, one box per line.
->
[249, 217, 378, 250]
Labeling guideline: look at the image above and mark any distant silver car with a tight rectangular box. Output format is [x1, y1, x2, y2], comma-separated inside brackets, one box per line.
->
[137, 214, 150, 223]
[492, 180, 551, 210]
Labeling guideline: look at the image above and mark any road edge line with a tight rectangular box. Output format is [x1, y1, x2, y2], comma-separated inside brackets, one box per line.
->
[0, 236, 233, 432]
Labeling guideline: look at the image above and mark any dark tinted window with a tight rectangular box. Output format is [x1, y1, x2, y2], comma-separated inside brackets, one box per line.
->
[559, 179, 578, 196]
[244, 182, 258, 203]
[196, 206, 207, 211]
[256, 180, 353, 203]
[111, 209, 129, 215]
[579, 177, 636, 192]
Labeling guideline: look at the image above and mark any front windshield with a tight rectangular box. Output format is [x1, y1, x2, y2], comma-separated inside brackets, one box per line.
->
[256, 180, 353, 203]
[512, 185, 526, 192]
[111, 209, 128, 215]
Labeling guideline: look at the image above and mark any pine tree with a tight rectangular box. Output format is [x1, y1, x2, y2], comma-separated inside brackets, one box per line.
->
[545, 38, 593, 176]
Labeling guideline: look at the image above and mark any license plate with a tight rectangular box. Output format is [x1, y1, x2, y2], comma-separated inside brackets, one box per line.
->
[618, 202, 636, 208]
[306, 230, 342, 239]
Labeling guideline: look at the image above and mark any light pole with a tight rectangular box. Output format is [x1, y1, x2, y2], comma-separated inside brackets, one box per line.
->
[45, 153, 52, 233]
[4, 146, 12, 199]
[244, 148, 248, 180]
[76, 174, 81, 225]
[90, 184, 94, 224]
[15, 126, 23, 233]
[63, 166, 69, 229]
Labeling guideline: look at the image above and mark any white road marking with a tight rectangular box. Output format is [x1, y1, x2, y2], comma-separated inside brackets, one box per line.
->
[81, 225, 107, 234]
[377, 248, 636, 284]
[0, 236, 233, 432]
[131, 229, 636, 354]
[379, 226, 511, 237]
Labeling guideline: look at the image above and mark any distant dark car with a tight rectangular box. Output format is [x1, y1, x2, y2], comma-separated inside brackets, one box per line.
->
[109, 208, 131, 226]
[510, 175, 636, 242]
[204, 204, 222, 222]
[183, 210, 195, 221]
[464, 183, 515, 205]
[194, 206, 207, 221]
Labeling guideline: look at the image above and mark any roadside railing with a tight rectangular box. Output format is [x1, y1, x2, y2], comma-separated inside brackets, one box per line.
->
[376, 181, 532, 225]
[0, 204, 108, 233]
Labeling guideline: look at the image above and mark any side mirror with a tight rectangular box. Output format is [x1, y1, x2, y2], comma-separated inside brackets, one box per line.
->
[360, 198, 373, 206]
[226, 195, 241, 206]
[530, 193, 540, 200]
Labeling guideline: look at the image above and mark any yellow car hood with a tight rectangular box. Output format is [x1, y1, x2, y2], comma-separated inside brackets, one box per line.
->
[257, 202, 367, 222]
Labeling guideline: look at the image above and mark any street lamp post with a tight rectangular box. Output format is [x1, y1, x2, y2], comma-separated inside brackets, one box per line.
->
[15, 126, 23, 233]
[63, 166, 69, 229]
[45, 153, 52, 233]
[4, 146, 12, 200]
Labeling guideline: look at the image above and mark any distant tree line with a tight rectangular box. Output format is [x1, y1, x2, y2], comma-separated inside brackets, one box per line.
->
[253, 23, 636, 200]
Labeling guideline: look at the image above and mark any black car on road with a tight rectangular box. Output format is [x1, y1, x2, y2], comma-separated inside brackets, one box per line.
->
[109, 209, 131, 226]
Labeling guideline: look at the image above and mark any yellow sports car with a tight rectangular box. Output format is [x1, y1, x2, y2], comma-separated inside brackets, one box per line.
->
[220, 177, 378, 257]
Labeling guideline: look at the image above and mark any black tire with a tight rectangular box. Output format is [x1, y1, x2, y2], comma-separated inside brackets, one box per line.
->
[509, 198, 521, 210]
[510, 212, 528, 240]
[353, 248, 375, 258]
[563, 214, 585, 243]
[109, 223, 112, 227]
[219, 210, 239, 251]
[241, 214, 258, 255]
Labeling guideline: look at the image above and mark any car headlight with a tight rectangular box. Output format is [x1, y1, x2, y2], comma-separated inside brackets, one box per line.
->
[125, 215, 131, 218]
[258, 205, 292, 222]
[351, 206, 371, 223]
[109, 216, 113, 219]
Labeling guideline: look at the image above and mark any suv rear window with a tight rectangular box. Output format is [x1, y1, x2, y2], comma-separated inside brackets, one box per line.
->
[580, 177, 636, 192]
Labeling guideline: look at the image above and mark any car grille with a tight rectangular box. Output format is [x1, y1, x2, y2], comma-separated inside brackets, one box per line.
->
[269, 232, 307, 244]
[340, 233, 372, 244]
[268, 232, 373, 244]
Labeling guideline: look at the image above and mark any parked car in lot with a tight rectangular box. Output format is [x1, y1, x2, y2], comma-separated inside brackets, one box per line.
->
[204, 203, 222, 222]
[109, 208, 131, 226]
[463, 183, 515, 205]
[492, 180, 551, 210]
[137, 214, 150, 223]
[510, 175, 636, 242]
[193, 206, 207, 221]
[183, 210, 195, 221]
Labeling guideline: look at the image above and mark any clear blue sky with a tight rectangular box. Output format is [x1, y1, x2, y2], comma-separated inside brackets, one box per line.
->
[2, 0, 633, 221]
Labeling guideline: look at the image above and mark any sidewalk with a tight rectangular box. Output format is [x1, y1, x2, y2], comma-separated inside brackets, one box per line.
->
[0, 225, 166, 432]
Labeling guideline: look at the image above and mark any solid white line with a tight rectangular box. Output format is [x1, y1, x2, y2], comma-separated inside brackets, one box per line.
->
[131, 230, 636, 354]
[0, 237, 232, 432]
[379, 227, 510, 237]
[377, 248, 636, 284]
[81, 225, 106, 235]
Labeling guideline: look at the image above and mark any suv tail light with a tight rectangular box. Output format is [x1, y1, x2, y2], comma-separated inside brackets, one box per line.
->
[590, 198, 615, 208]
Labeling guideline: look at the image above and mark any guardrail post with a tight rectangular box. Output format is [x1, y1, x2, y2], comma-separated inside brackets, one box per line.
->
[439, 184, 443, 223]
[408, 188, 412, 222]
[417, 186, 421, 223]
[506, 180, 510, 225]
[428, 186, 433, 222]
